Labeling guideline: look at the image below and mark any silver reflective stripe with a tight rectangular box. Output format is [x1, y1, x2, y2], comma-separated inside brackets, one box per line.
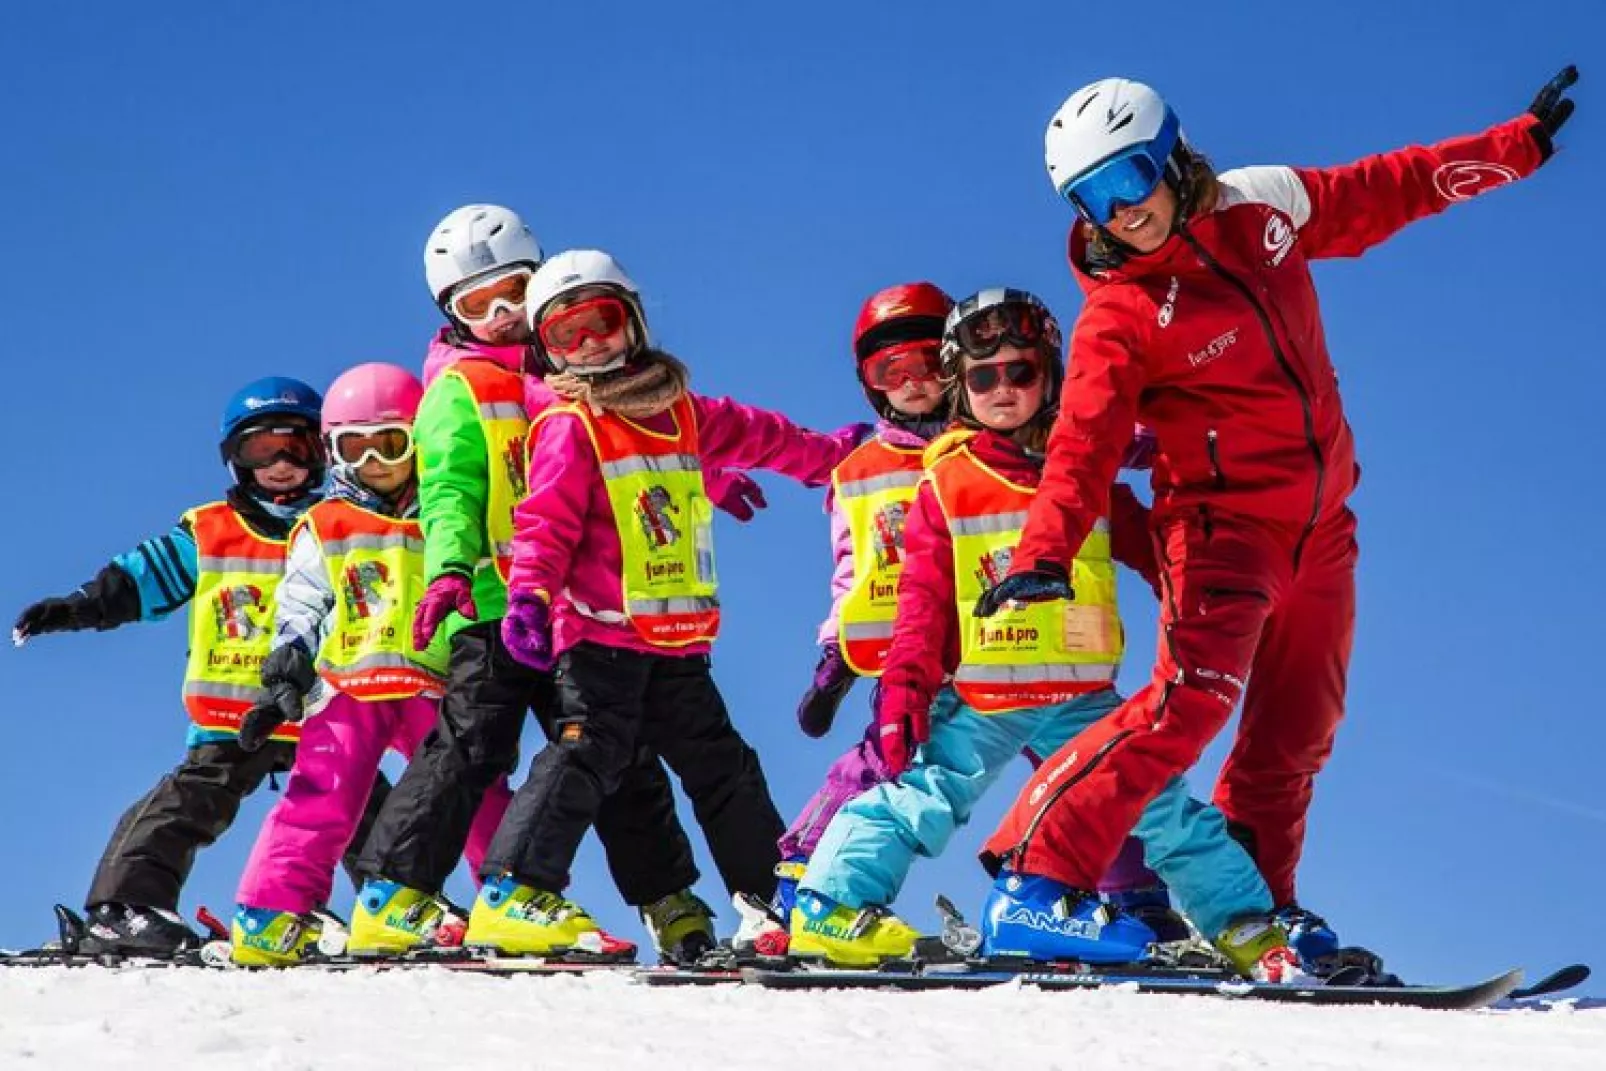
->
[319, 652, 434, 675]
[198, 556, 282, 575]
[570, 597, 629, 625]
[954, 662, 1118, 685]
[627, 596, 720, 616]
[183, 680, 260, 701]
[948, 511, 1031, 537]
[479, 402, 526, 421]
[321, 533, 423, 556]
[837, 471, 923, 499]
[841, 621, 894, 641]
[491, 541, 514, 561]
[600, 453, 700, 479]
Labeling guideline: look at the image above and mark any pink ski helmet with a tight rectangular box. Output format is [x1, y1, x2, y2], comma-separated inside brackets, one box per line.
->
[322, 362, 425, 432]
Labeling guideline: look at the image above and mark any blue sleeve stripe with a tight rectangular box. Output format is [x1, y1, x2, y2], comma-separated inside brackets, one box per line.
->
[163, 535, 195, 592]
[138, 542, 180, 609]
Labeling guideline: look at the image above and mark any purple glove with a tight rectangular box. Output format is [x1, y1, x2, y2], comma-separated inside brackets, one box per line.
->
[707, 470, 768, 523]
[501, 593, 554, 671]
[796, 642, 857, 738]
[414, 572, 478, 651]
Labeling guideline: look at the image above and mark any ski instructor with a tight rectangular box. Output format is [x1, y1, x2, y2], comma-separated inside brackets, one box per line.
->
[971, 68, 1580, 960]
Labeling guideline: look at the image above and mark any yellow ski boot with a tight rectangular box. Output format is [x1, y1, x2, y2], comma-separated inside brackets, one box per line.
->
[1212, 914, 1310, 982]
[788, 889, 919, 968]
[465, 876, 634, 959]
[640, 890, 717, 965]
[346, 879, 460, 956]
[230, 906, 323, 967]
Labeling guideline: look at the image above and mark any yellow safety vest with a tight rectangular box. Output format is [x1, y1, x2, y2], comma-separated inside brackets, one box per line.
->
[927, 437, 1122, 714]
[438, 359, 528, 583]
[181, 502, 298, 741]
[832, 437, 925, 676]
[541, 395, 720, 647]
[301, 498, 449, 700]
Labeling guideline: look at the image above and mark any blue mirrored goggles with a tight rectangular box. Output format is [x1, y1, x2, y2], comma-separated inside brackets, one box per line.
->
[1056, 111, 1181, 225]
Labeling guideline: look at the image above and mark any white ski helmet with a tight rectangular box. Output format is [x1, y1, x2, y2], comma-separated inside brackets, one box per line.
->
[525, 249, 650, 375]
[424, 204, 544, 304]
[1044, 78, 1184, 224]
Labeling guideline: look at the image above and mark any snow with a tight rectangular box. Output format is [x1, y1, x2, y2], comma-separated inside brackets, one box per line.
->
[0, 968, 1602, 1070]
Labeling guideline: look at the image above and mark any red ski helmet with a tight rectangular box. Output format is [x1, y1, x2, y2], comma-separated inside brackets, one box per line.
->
[851, 282, 953, 418]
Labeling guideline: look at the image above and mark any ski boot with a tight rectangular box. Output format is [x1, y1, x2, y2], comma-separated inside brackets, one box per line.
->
[1211, 914, 1308, 982]
[347, 879, 464, 956]
[640, 890, 717, 966]
[978, 870, 1155, 964]
[464, 875, 634, 959]
[788, 889, 920, 968]
[1103, 885, 1193, 944]
[79, 902, 203, 958]
[1273, 903, 1394, 984]
[230, 906, 325, 967]
[731, 892, 790, 960]
[771, 857, 806, 921]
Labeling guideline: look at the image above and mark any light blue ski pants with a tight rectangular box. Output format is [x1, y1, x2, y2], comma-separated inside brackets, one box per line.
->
[799, 686, 1271, 938]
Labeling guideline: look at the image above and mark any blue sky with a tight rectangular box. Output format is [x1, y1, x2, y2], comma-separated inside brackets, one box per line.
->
[2, 1, 1601, 988]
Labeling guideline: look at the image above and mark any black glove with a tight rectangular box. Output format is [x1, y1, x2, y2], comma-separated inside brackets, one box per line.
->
[13, 593, 96, 643]
[1528, 65, 1579, 160]
[797, 642, 857, 738]
[238, 645, 317, 752]
[973, 562, 1074, 620]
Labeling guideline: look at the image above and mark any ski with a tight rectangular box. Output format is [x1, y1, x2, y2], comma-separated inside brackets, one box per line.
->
[738, 965, 1526, 1010]
[1508, 963, 1591, 1001]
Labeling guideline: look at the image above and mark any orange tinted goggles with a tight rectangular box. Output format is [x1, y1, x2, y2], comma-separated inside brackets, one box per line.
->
[448, 266, 533, 324]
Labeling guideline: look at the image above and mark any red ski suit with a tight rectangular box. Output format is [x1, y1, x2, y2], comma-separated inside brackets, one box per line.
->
[983, 114, 1549, 905]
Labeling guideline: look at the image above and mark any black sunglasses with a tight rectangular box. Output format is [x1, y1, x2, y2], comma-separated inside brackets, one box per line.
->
[963, 359, 1041, 394]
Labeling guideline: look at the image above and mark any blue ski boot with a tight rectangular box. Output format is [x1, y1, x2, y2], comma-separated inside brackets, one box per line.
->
[1103, 885, 1193, 944]
[1274, 904, 1394, 984]
[979, 870, 1156, 964]
[771, 857, 806, 921]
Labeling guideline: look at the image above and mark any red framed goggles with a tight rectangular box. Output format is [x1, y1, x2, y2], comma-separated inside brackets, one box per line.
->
[952, 303, 1048, 360]
[225, 424, 324, 470]
[538, 295, 632, 358]
[963, 358, 1041, 395]
[860, 341, 942, 391]
[447, 265, 533, 325]
[330, 424, 415, 466]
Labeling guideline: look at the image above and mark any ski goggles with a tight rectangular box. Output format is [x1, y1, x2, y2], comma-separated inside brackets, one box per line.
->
[963, 357, 1041, 395]
[447, 265, 534, 325]
[860, 341, 942, 391]
[329, 423, 415, 466]
[950, 303, 1049, 360]
[224, 424, 323, 469]
[1056, 112, 1181, 225]
[538, 295, 632, 358]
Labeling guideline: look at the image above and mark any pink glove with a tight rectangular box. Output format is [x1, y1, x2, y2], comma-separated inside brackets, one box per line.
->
[706, 470, 768, 522]
[501, 593, 554, 671]
[413, 572, 478, 651]
[872, 682, 931, 779]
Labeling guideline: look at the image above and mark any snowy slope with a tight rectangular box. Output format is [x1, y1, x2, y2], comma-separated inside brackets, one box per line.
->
[0, 968, 1601, 1070]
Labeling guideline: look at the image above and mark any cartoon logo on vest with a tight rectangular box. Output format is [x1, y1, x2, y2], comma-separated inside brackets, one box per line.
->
[212, 584, 268, 641]
[342, 561, 393, 621]
[871, 501, 908, 571]
[503, 434, 528, 501]
[973, 546, 1013, 592]
[634, 485, 682, 547]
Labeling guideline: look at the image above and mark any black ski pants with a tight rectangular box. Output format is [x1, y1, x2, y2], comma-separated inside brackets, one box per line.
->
[357, 621, 698, 906]
[86, 735, 388, 913]
[482, 642, 783, 901]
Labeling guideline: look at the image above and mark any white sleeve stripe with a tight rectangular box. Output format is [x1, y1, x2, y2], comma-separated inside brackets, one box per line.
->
[1216, 166, 1312, 230]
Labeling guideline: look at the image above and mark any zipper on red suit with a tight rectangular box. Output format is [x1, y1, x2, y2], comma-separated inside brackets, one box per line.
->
[1180, 229, 1325, 568]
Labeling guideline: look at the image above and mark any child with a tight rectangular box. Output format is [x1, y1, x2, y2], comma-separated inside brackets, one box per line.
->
[772, 282, 953, 927]
[12, 378, 386, 957]
[350, 207, 713, 960]
[229, 363, 517, 965]
[790, 290, 1302, 982]
[473, 248, 855, 956]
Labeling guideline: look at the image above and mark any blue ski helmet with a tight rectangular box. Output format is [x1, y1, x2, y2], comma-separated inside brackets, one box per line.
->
[218, 376, 326, 490]
[219, 376, 323, 442]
